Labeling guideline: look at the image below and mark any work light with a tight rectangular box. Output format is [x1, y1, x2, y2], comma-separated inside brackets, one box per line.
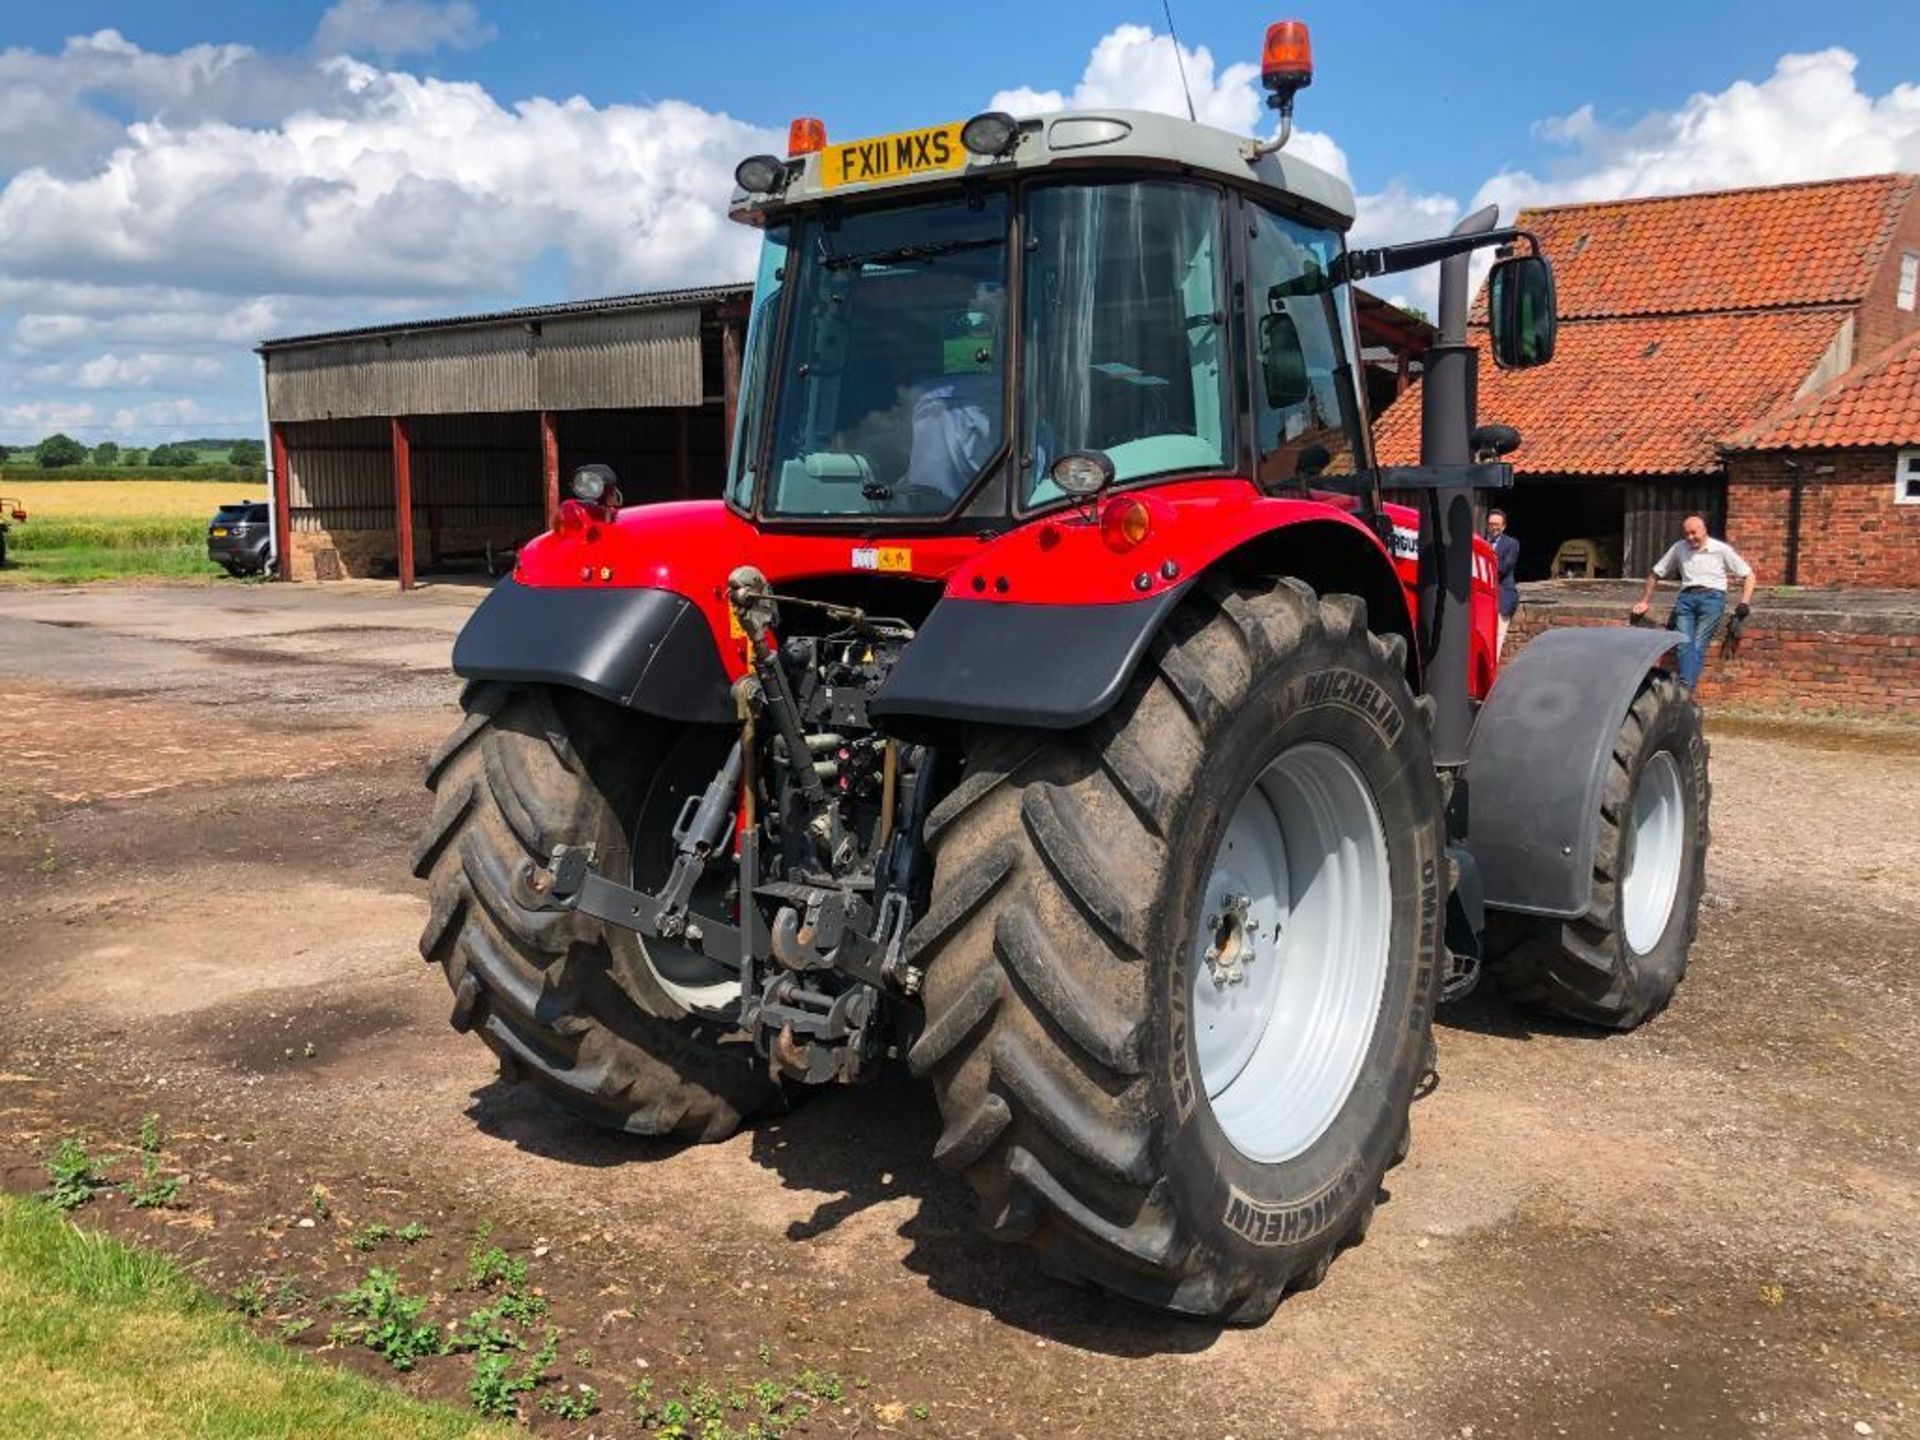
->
[960, 111, 1019, 157]
[734, 154, 785, 195]
[570, 465, 616, 504]
[1049, 450, 1115, 498]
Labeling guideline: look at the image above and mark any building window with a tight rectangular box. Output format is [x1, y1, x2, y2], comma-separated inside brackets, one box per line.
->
[1900, 250, 1920, 312]
[1899, 449, 1920, 505]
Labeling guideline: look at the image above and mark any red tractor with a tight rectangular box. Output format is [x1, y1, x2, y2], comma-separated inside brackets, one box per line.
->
[417, 23, 1706, 1322]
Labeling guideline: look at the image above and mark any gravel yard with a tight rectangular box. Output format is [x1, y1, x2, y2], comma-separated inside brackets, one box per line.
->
[1, 581, 1915, 1438]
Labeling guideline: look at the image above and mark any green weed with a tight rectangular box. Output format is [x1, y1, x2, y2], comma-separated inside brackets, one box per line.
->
[468, 1326, 556, 1418]
[540, 1383, 599, 1420]
[350, 1222, 393, 1252]
[229, 1275, 267, 1318]
[123, 1115, 180, 1209]
[332, 1267, 444, 1372]
[629, 1368, 838, 1439]
[466, 1227, 528, 1291]
[45, 1138, 113, 1212]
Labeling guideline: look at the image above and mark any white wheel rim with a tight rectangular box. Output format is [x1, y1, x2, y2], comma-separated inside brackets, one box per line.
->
[1621, 750, 1685, 955]
[642, 945, 740, 1015]
[1191, 741, 1393, 1165]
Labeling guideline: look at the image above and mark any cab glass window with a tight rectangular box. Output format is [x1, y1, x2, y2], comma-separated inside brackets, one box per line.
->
[1246, 204, 1365, 492]
[761, 196, 1009, 518]
[1020, 180, 1229, 505]
[726, 224, 789, 509]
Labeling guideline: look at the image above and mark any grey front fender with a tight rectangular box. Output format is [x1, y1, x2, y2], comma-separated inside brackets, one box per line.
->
[1461, 626, 1680, 918]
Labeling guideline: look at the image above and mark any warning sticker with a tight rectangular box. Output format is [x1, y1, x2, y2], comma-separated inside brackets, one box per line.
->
[851, 546, 912, 572]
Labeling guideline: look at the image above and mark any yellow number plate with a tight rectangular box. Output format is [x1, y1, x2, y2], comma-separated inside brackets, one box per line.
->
[211, 528, 228, 537]
[820, 123, 966, 190]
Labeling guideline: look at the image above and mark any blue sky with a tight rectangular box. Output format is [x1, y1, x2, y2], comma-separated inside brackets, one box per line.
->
[0, 1, 1915, 444]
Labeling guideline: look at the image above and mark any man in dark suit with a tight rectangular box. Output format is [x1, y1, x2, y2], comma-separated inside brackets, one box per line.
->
[1487, 508, 1520, 657]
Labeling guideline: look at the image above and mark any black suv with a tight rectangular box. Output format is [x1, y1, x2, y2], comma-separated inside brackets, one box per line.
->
[207, 501, 272, 577]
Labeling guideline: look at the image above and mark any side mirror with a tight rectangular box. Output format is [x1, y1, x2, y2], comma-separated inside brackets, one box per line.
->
[1260, 306, 1311, 409]
[1488, 253, 1557, 369]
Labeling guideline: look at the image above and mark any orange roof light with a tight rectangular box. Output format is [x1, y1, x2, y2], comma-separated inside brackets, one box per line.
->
[787, 117, 827, 156]
[1261, 21, 1313, 96]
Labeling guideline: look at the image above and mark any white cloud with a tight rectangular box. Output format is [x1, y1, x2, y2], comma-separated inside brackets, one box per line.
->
[0, 28, 778, 441]
[0, 62, 774, 301]
[1475, 48, 1920, 216]
[313, 0, 496, 61]
[32, 351, 226, 389]
[989, 24, 1264, 134]
[0, 400, 99, 432]
[112, 397, 208, 431]
[988, 26, 1458, 310]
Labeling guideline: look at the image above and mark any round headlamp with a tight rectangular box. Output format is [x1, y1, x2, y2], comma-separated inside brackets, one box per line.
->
[734, 154, 786, 195]
[570, 464, 616, 503]
[1049, 449, 1115, 498]
[960, 111, 1020, 157]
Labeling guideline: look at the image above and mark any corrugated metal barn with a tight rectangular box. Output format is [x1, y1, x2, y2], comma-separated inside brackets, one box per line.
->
[257, 284, 749, 584]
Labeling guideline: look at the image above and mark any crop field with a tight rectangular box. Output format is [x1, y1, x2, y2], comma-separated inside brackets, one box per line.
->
[0, 479, 260, 583]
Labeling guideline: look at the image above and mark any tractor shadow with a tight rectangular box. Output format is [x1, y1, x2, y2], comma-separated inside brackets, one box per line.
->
[1434, 986, 1616, 1042]
[464, 1078, 702, 1167]
[746, 1077, 1225, 1358]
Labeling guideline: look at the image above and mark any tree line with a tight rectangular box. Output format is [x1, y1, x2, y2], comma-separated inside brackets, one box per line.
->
[6, 434, 265, 469]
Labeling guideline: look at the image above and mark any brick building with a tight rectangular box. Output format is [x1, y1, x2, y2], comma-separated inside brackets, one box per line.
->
[1375, 173, 1920, 580]
[1721, 326, 1920, 587]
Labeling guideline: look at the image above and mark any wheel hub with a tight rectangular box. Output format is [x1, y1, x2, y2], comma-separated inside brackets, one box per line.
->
[1204, 893, 1260, 987]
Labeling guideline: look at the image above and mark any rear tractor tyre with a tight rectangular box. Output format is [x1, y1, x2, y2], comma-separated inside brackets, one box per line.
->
[909, 576, 1446, 1322]
[1486, 674, 1708, 1029]
[412, 682, 777, 1140]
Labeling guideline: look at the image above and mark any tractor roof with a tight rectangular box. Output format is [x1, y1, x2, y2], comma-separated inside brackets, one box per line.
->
[729, 108, 1356, 230]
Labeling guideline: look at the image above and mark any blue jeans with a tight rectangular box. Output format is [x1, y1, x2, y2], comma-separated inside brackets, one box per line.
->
[1673, 588, 1725, 687]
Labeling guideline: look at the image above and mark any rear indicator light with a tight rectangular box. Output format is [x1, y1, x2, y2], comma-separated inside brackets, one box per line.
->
[1100, 497, 1151, 552]
[553, 498, 591, 534]
[788, 117, 827, 156]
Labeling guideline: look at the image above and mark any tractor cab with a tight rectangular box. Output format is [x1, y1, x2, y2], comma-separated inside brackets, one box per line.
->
[722, 102, 1372, 531]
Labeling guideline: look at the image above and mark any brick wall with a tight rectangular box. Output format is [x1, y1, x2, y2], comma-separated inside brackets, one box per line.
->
[1506, 584, 1920, 720]
[287, 523, 524, 581]
[1724, 448, 1920, 589]
[1856, 185, 1920, 362]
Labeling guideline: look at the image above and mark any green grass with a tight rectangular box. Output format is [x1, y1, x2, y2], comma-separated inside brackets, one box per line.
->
[1, 542, 226, 584]
[0, 1193, 502, 1439]
[3, 516, 226, 583]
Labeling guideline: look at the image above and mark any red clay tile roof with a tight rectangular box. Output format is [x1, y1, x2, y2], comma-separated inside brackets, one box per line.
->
[1730, 325, 1920, 450]
[1513, 174, 1917, 320]
[1374, 310, 1847, 475]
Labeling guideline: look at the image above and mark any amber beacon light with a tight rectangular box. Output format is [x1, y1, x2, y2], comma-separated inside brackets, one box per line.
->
[787, 117, 828, 156]
[1261, 21, 1313, 99]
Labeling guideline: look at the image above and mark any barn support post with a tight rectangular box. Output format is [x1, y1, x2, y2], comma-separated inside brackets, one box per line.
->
[392, 415, 414, 592]
[540, 409, 560, 527]
[270, 422, 292, 582]
[721, 320, 742, 470]
[676, 406, 692, 498]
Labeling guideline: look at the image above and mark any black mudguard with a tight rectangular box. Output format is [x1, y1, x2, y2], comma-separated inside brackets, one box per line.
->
[451, 579, 734, 725]
[870, 582, 1192, 730]
[1461, 625, 1681, 918]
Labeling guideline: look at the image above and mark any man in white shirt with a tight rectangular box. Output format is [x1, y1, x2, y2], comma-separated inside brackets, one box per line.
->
[1631, 514, 1756, 688]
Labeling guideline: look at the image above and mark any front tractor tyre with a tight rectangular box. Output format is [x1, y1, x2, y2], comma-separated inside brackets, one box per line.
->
[909, 577, 1445, 1322]
[412, 682, 776, 1141]
[1488, 675, 1708, 1029]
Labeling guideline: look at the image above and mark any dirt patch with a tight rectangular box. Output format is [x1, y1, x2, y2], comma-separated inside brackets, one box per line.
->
[1, 584, 1916, 1438]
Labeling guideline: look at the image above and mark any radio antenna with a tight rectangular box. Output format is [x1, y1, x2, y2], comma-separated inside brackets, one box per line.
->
[1161, 0, 1198, 122]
